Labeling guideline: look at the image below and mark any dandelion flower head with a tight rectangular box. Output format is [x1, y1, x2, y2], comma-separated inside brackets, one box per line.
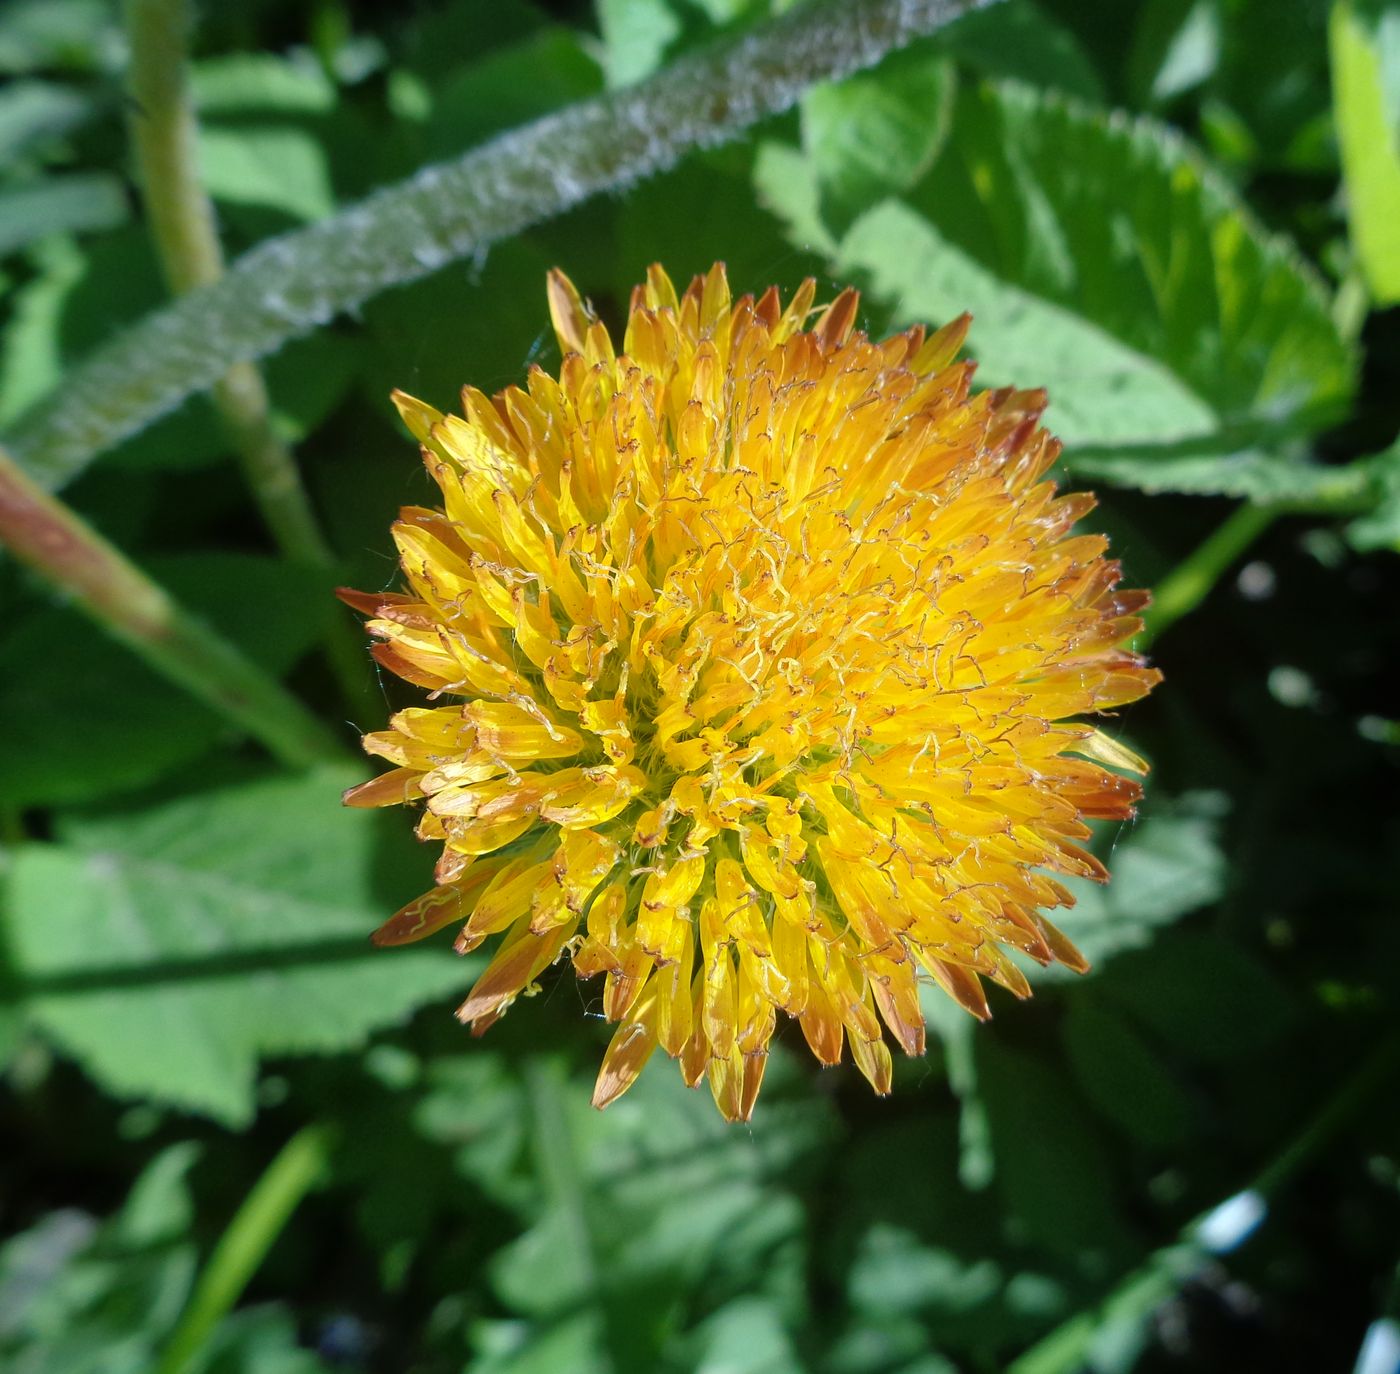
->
[341, 263, 1161, 1121]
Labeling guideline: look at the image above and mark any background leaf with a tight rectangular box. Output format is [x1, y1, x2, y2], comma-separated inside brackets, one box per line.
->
[757, 75, 1356, 498]
[4, 768, 459, 1124]
[1330, 0, 1400, 304]
[0, 174, 128, 257]
[801, 44, 957, 234]
[197, 128, 336, 224]
[0, 80, 94, 164]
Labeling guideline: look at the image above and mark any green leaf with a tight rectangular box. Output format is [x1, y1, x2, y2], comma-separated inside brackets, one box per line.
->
[922, 792, 1225, 1202]
[412, 1056, 532, 1211]
[597, 0, 683, 89]
[1063, 434, 1370, 502]
[595, 0, 775, 89]
[359, 235, 557, 419]
[1210, 1, 1334, 174]
[3, 767, 467, 1124]
[424, 28, 602, 161]
[976, 1035, 1136, 1261]
[757, 77, 1357, 498]
[200, 1304, 332, 1374]
[191, 52, 338, 116]
[1095, 933, 1297, 1066]
[0, 0, 122, 77]
[1127, 0, 1221, 106]
[937, 1, 1103, 102]
[198, 126, 336, 223]
[471, 1313, 609, 1374]
[683, 1298, 802, 1374]
[847, 1225, 1002, 1316]
[1062, 999, 1195, 1146]
[0, 236, 83, 427]
[115, 1143, 201, 1249]
[1330, 0, 1400, 304]
[801, 44, 956, 234]
[753, 140, 836, 255]
[1345, 437, 1400, 550]
[0, 79, 93, 163]
[0, 174, 128, 257]
[391, 0, 551, 85]
[461, 1055, 827, 1370]
[0, 554, 340, 808]
[836, 201, 1219, 447]
[923, 989, 995, 1189]
[0, 1151, 199, 1373]
[0, 1146, 326, 1374]
[617, 143, 816, 292]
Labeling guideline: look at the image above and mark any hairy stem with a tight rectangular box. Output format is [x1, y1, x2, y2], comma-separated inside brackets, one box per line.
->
[0, 444, 344, 768]
[155, 1125, 335, 1374]
[6, 0, 995, 489]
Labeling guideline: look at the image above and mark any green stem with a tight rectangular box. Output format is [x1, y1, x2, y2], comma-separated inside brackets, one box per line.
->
[0, 444, 344, 768]
[206, 364, 333, 564]
[1139, 501, 1277, 649]
[123, 0, 335, 567]
[210, 362, 372, 707]
[1009, 1032, 1400, 1374]
[123, 0, 370, 706]
[6, 0, 997, 490]
[121, 0, 220, 295]
[155, 1125, 335, 1374]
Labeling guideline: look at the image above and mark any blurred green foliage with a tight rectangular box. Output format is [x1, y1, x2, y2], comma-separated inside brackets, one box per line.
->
[1, 1, 1398, 1372]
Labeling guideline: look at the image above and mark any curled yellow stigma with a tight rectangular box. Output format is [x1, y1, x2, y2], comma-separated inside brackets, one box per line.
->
[341, 263, 1161, 1122]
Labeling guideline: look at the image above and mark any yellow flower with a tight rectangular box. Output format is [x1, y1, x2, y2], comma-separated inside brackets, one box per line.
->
[341, 263, 1160, 1121]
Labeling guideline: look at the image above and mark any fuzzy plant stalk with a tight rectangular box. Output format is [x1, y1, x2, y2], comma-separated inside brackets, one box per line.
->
[5, 0, 998, 490]
[0, 444, 343, 768]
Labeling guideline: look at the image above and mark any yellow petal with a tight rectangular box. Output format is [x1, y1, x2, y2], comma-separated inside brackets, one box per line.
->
[464, 701, 582, 758]
[547, 268, 592, 357]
